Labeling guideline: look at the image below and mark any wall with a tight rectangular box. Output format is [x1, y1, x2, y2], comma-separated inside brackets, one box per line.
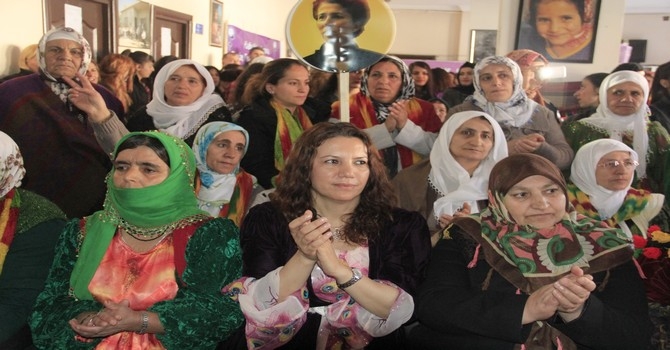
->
[622, 13, 670, 66]
[388, 9, 461, 60]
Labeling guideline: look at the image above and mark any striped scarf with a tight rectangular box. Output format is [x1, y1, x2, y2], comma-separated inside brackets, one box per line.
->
[196, 170, 255, 227]
[0, 189, 20, 274]
[272, 100, 312, 173]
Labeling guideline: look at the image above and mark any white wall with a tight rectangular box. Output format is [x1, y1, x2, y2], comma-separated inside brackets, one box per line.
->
[622, 13, 670, 66]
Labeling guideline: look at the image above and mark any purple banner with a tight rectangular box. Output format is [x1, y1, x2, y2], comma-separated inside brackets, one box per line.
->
[227, 25, 281, 64]
[402, 59, 465, 73]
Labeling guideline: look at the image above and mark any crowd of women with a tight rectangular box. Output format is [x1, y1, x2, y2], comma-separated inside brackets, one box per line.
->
[1, 3, 670, 347]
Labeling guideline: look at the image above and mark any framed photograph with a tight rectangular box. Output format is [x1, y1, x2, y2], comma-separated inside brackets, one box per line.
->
[515, 0, 601, 63]
[469, 30, 497, 63]
[210, 0, 224, 47]
[118, 1, 152, 50]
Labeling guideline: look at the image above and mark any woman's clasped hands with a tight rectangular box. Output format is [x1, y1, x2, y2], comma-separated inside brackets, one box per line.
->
[384, 100, 410, 132]
[69, 299, 143, 339]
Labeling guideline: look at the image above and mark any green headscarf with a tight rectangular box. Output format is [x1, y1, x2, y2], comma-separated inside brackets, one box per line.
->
[70, 131, 209, 300]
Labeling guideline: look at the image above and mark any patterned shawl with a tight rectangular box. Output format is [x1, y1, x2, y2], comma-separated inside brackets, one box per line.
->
[271, 100, 312, 174]
[0, 132, 25, 274]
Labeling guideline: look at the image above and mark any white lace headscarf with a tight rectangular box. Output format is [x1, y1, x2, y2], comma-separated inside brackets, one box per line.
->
[0, 132, 26, 198]
[570, 139, 637, 220]
[146, 59, 225, 140]
[429, 111, 508, 218]
[38, 27, 92, 104]
[470, 56, 538, 128]
[579, 71, 650, 178]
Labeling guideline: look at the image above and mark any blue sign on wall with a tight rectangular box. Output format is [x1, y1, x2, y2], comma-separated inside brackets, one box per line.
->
[195, 23, 203, 35]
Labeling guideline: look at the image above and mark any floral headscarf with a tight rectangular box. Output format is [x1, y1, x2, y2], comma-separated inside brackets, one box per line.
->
[470, 56, 539, 128]
[429, 111, 508, 218]
[192, 122, 253, 216]
[146, 59, 226, 140]
[37, 27, 92, 105]
[0, 132, 25, 198]
[360, 55, 415, 122]
[580, 71, 650, 178]
[506, 49, 551, 106]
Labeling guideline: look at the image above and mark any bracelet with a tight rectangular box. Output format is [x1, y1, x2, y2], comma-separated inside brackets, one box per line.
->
[337, 268, 362, 289]
[138, 312, 149, 334]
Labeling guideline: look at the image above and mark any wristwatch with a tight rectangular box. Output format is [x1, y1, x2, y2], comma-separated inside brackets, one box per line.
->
[337, 268, 362, 289]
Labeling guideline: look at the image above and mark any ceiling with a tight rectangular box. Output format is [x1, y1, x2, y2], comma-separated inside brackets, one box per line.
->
[384, 0, 670, 13]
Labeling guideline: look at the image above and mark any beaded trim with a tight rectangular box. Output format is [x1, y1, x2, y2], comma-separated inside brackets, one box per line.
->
[119, 214, 210, 241]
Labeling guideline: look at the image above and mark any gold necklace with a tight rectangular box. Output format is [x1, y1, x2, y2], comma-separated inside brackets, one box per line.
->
[118, 214, 210, 242]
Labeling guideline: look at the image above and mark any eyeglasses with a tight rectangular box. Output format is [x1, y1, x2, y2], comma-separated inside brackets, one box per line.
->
[597, 160, 639, 170]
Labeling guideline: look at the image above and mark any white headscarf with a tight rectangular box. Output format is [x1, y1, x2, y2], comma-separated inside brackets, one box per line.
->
[570, 139, 637, 220]
[429, 111, 508, 218]
[470, 56, 539, 127]
[192, 122, 253, 216]
[580, 71, 650, 178]
[0, 132, 26, 198]
[146, 59, 226, 140]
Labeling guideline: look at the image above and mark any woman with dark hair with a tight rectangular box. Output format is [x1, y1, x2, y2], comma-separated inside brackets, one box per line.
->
[302, 0, 384, 72]
[409, 153, 652, 349]
[441, 61, 476, 107]
[30, 131, 244, 349]
[331, 55, 442, 177]
[126, 59, 232, 146]
[409, 61, 435, 101]
[128, 51, 154, 115]
[567, 71, 608, 122]
[650, 61, 670, 131]
[221, 122, 431, 349]
[236, 58, 330, 189]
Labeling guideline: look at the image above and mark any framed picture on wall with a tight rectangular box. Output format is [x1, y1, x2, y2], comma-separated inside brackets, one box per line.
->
[210, 0, 223, 47]
[515, 0, 601, 63]
[118, 1, 152, 51]
[469, 30, 497, 63]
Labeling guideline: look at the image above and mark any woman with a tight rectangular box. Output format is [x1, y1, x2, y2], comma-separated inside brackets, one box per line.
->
[85, 61, 100, 85]
[409, 61, 435, 101]
[450, 56, 574, 170]
[302, 0, 384, 72]
[127, 59, 231, 146]
[128, 51, 154, 115]
[221, 122, 431, 349]
[562, 70, 670, 205]
[0, 131, 66, 348]
[428, 97, 449, 123]
[98, 53, 136, 115]
[409, 153, 652, 349]
[528, 0, 597, 61]
[236, 58, 330, 189]
[331, 55, 442, 177]
[30, 131, 244, 349]
[392, 111, 507, 245]
[650, 61, 670, 131]
[567, 72, 608, 122]
[506, 49, 561, 122]
[0, 44, 39, 83]
[440, 61, 475, 108]
[192, 122, 261, 227]
[205, 65, 224, 96]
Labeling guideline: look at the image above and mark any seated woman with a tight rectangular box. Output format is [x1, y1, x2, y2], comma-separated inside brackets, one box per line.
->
[237, 58, 330, 189]
[221, 122, 431, 349]
[392, 111, 507, 245]
[568, 138, 670, 348]
[409, 153, 652, 349]
[506, 49, 561, 122]
[192, 121, 262, 227]
[126, 59, 232, 146]
[567, 72, 608, 122]
[30, 131, 244, 349]
[331, 55, 442, 177]
[409, 61, 435, 101]
[98, 53, 136, 116]
[562, 70, 670, 206]
[450, 56, 574, 170]
[0, 132, 66, 349]
[440, 61, 475, 108]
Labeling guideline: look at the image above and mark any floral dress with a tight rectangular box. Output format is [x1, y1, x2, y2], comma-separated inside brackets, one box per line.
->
[223, 245, 414, 349]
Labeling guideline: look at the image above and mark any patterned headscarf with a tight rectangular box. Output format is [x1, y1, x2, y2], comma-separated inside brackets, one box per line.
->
[506, 49, 551, 106]
[37, 27, 92, 105]
[0, 132, 25, 198]
[146, 59, 226, 140]
[476, 153, 631, 291]
[579, 71, 650, 178]
[470, 56, 539, 127]
[192, 122, 251, 216]
[429, 111, 508, 218]
[360, 55, 415, 122]
[570, 139, 638, 220]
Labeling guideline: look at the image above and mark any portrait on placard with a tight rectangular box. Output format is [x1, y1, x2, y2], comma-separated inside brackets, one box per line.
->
[287, 0, 395, 73]
[210, 0, 224, 47]
[515, 0, 601, 63]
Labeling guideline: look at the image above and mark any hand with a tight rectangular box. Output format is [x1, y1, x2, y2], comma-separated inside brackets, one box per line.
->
[288, 210, 333, 261]
[62, 73, 111, 123]
[384, 114, 397, 132]
[509, 133, 545, 154]
[553, 266, 595, 321]
[389, 100, 410, 129]
[437, 203, 471, 228]
[522, 283, 560, 324]
[315, 240, 351, 281]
